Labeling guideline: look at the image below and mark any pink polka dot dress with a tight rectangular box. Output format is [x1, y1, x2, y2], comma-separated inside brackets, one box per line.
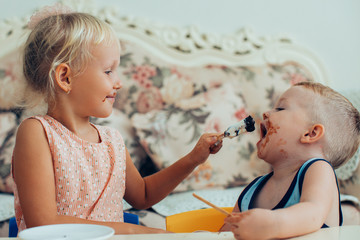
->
[12, 115, 126, 232]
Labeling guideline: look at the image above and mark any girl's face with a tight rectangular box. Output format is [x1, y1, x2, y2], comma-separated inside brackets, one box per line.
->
[256, 86, 313, 164]
[69, 40, 121, 118]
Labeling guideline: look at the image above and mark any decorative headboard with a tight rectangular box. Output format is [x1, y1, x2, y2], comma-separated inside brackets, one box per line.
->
[0, 1, 329, 81]
[0, 0, 358, 201]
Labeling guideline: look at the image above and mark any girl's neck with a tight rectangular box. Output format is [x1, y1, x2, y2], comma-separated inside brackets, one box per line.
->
[47, 109, 99, 143]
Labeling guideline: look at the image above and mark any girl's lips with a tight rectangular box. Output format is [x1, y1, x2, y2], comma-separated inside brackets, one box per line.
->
[104, 93, 116, 103]
[106, 96, 115, 103]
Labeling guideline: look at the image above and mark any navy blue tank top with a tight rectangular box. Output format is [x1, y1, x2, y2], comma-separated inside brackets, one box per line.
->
[237, 158, 343, 228]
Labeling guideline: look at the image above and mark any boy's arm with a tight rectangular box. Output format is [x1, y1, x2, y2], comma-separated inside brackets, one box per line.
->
[225, 161, 337, 239]
[274, 161, 338, 238]
[219, 203, 240, 232]
[124, 133, 221, 209]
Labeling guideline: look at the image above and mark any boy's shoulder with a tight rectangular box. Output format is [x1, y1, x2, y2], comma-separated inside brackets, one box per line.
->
[299, 159, 335, 188]
[302, 158, 333, 170]
[300, 159, 334, 176]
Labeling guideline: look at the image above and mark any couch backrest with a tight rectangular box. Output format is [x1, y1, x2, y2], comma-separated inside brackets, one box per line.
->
[0, 0, 340, 194]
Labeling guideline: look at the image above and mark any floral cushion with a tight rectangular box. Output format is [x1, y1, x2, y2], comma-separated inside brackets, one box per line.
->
[339, 155, 360, 200]
[0, 113, 17, 193]
[0, 49, 27, 110]
[0, 49, 26, 193]
[1, 36, 359, 199]
[115, 40, 314, 192]
[132, 83, 269, 192]
[336, 90, 360, 200]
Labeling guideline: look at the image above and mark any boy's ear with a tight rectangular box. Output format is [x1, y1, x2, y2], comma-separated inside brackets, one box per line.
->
[300, 124, 325, 144]
[55, 63, 71, 93]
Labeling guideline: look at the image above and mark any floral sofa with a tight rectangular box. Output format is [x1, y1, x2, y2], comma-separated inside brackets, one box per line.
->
[0, 0, 359, 236]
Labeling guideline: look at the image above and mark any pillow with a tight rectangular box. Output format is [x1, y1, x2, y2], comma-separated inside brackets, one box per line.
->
[132, 83, 270, 192]
[0, 49, 27, 193]
[0, 112, 17, 193]
[0, 49, 27, 109]
[336, 89, 360, 200]
[235, 63, 313, 115]
[113, 40, 264, 176]
[116, 41, 317, 192]
[339, 165, 360, 201]
[0, 193, 15, 221]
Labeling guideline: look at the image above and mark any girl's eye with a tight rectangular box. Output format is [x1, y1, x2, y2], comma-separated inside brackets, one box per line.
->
[276, 108, 285, 111]
[105, 70, 112, 75]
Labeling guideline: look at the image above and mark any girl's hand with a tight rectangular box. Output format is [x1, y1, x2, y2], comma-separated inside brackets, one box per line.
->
[188, 133, 223, 165]
[224, 209, 277, 240]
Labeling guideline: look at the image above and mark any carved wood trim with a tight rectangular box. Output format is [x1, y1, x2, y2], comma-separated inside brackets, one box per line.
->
[0, 0, 329, 84]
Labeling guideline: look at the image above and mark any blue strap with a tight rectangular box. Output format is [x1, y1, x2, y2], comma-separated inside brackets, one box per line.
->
[237, 158, 342, 228]
[8, 217, 18, 237]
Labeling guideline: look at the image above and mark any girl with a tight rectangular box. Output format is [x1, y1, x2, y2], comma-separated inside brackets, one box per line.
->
[12, 5, 222, 235]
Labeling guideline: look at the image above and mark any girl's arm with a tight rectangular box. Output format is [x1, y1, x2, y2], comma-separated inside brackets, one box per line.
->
[224, 161, 338, 239]
[124, 133, 222, 209]
[12, 119, 165, 234]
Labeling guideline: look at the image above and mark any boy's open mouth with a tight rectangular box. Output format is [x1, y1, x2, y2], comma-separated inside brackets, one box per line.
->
[260, 123, 267, 138]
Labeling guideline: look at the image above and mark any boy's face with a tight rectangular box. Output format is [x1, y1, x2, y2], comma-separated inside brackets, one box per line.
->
[257, 86, 313, 164]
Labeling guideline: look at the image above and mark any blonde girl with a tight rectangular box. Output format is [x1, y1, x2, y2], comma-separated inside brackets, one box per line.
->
[12, 5, 222, 234]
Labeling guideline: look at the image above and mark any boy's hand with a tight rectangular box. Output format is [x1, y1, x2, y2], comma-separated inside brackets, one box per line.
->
[224, 209, 277, 240]
[189, 133, 223, 165]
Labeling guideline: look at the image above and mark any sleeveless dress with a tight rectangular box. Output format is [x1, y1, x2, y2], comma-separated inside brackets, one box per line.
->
[237, 158, 343, 228]
[12, 115, 126, 232]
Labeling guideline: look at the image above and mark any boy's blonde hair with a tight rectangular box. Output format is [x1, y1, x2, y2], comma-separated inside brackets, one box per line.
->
[23, 12, 119, 104]
[295, 82, 360, 168]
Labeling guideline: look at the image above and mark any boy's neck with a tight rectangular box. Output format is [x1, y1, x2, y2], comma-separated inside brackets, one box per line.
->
[271, 151, 325, 180]
[271, 161, 302, 180]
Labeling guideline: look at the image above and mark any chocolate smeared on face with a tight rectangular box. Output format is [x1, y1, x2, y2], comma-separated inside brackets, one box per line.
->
[260, 120, 280, 149]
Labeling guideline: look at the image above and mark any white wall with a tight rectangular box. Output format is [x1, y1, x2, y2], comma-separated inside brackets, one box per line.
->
[2, 0, 359, 91]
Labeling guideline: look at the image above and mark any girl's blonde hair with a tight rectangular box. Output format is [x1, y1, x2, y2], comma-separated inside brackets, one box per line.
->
[23, 12, 119, 105]
[295, 82, 360, 168]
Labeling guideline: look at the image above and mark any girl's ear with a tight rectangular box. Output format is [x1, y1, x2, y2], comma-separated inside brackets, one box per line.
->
[300, 124, 325, 144]
[55, 63, 71, 93]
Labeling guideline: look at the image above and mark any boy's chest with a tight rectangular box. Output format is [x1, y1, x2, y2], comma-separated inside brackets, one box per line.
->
[252, 178, 292, 209]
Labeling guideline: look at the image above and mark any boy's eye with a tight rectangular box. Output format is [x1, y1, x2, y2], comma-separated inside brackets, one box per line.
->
[105, 70, 112, 75]
[276, 108, 285, 111]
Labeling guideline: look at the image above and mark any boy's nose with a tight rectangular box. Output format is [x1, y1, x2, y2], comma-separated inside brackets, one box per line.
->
[263, 111, 270, 120]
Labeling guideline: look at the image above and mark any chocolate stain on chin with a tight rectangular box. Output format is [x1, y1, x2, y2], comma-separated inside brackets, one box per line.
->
[277, 138, 286, 146]
[261, 121, 280, 149]
[280, 149, 289, 158]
